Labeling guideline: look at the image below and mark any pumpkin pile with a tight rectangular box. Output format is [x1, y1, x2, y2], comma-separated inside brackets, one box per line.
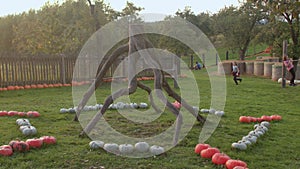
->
[0, 110, 40, 117]
[16, 118, 38, 136]
[89, 140, 165, 156]
[239, 114, 282, 123]
[60, 102, 149, 113]
[200, 108, 225, 117]
[0, 136, 56, 157]
[194, 143, 248, 169]
[231, 121, 271, 151]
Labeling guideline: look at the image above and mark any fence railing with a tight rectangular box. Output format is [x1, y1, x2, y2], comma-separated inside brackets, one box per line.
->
[0, 56, 76, 87]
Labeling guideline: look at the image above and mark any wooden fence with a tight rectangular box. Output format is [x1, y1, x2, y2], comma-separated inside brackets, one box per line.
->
[0, 54, 181, 87]
[0, 56, 76, 87]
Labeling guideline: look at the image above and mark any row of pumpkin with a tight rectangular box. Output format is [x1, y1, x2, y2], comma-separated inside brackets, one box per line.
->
[0, 136, 56, 156]
[0, 110, 40, 117]
[0, 83, 71, 91]
[231, 121, 270, 150]
[194, 143, 248, 169]
[89, 141, 164, 156]
[0, 76, 171, 92]
[60, 102, 149, 113]
[239, 114, 282, 123]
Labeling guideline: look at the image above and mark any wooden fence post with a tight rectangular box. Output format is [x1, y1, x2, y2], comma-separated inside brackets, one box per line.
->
[282, 40, 287, 88]
[60, 54, 66, 84]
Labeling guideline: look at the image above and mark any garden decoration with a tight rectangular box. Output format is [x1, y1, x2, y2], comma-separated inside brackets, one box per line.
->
[73, 24, 205, 145]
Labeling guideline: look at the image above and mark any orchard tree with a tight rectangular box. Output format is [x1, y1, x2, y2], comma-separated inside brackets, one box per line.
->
[213, 3, 266, 60]
[247, 0, 300, 61]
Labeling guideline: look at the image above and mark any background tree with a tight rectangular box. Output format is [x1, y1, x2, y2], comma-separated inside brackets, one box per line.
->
[213, 3, 265, 60]
[248, 0, 300, 61]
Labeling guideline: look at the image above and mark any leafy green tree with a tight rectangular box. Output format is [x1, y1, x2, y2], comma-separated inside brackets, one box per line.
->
[213, 3, 266, 60]
[175, 6, 214, 38]
[247, 0, 300, 60]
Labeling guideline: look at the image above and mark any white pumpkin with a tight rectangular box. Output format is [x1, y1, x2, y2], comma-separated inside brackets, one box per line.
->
[103, 143, 119, 153]
[116, 102, 125, 109]
[16, 119, 31, 126]
[130, 103, 138, 109]
[260, 121, 270, 128]
[209, 108, 216, 114]
[134, 142, 150, 153]
[255, 130, 264, 137]
[20, 125, 29, 132]
[68, 108, 76, 113]
[149, 145, 164, 155]
[59, 108, 68, 113]
[243, 135, 257, 144]
[139, 103, 148, 109]
[95, 104, 103, 109]
[119, 144, 134, 154]
[89, 140, 104, 149]
[241, 139, 251, 146]
[258, 125, 268, 132]
[22, 126, 37, 136]
[248, 130, 260, 137]
[231, 142, 247, 150]
[215, 111, 225, 117]
[200, 109, 209, 113]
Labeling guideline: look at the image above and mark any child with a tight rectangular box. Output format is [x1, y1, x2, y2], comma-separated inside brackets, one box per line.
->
[232, 62, 242, 85]
[283, 55, 296, 86]
[194, 61, 202, 70]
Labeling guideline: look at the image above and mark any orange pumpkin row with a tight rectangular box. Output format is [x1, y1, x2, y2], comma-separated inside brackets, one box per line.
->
[0, 110, 40, 117]
[0, 136, 56, 157]
[194, 143, 248, 169]
[0, 83, 72, 91]
[239, 115, 282, 123]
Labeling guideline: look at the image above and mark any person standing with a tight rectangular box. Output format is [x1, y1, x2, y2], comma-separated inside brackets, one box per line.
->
[232, 62, 242, 85]
[283, 55, 296, 86]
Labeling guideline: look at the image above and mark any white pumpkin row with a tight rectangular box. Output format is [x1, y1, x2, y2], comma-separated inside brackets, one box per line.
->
[231, 121, 270, 150]
[89, 141, 164, 156]
[200, 108, 225, 117]
[60, 102, 149, 113]
[16, 118, 37, 136]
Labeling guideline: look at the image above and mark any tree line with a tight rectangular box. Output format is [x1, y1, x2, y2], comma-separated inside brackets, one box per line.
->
[0, 0, 299, 61]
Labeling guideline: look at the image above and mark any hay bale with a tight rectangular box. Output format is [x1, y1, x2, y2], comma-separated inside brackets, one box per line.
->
[296, 64, 300, 80]
[272, 63, 282, 81]
[245, 61, 254, 75]
[264, 62, 275, 77]
[218, 61, 232, 75]
[254, 62, 264, 76]
[237, 61, 246, 74]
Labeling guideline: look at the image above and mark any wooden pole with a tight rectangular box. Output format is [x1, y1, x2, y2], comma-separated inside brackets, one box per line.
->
[190, 54, 194, 69]
[282, 40, 287, 88]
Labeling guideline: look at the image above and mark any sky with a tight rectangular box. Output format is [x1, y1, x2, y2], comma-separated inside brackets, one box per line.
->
[0, 0, 241, 17]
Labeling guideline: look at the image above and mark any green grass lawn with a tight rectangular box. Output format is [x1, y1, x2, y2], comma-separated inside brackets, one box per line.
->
[0, 69, 299, 169]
